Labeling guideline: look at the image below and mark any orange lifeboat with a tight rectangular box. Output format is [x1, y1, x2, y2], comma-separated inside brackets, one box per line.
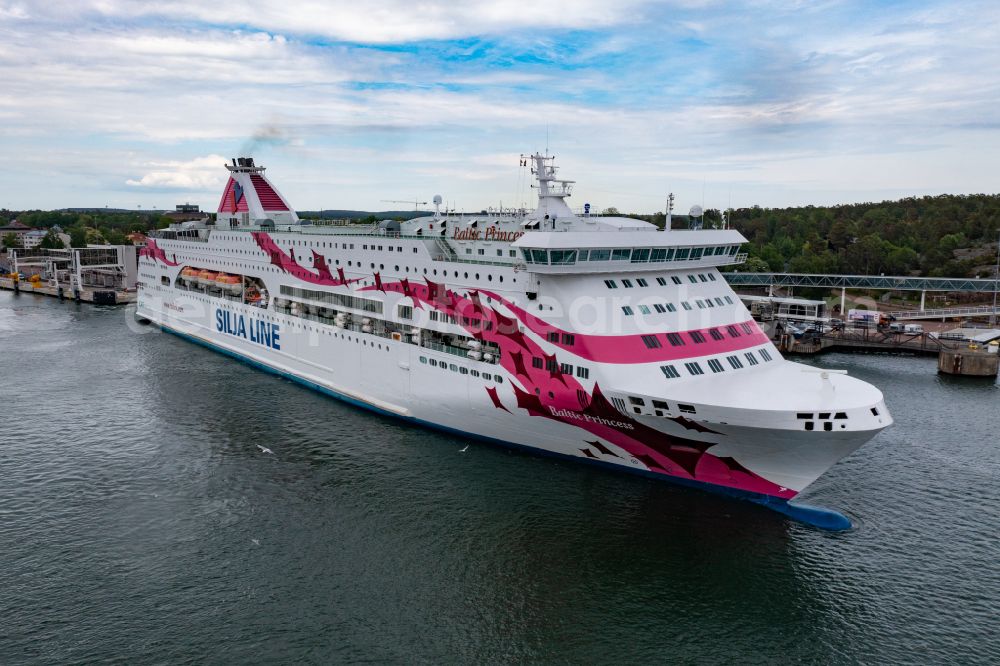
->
[197, 269, 218, 288]
[180, 266, 200, 285]
[215, 273, 241, 294]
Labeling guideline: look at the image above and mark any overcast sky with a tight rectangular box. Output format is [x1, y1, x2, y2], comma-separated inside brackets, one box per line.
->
[2, 0, 999, 213]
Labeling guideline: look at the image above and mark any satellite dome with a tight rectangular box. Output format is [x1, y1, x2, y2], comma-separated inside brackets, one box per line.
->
[689, 205, 703, 218]
[433, 194, 443, 205]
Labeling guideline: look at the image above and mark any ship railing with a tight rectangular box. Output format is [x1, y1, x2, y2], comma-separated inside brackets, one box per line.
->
[421, 340, 500, 364]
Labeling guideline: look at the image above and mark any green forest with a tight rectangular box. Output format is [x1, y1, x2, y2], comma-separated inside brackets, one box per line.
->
[1, 208, 170, 248]
[650, 193, 1000, 278]
[4, 193, 1000, 279]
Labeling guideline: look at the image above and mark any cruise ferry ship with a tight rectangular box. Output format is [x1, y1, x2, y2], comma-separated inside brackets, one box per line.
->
[136, 154, 892, 529]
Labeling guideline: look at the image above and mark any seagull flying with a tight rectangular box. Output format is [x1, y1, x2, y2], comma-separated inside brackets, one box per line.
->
[459, 444, 469, 453]
[256, 444, 273, 454]
[251, 538, 260, 546]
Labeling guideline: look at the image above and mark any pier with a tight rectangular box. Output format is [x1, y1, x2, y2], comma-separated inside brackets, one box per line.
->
[0, 245, 138, 305]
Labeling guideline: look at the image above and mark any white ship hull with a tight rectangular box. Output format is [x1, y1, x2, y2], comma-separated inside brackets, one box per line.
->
[136, 155, 892, 529]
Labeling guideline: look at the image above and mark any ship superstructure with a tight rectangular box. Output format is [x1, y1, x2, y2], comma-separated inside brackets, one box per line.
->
[137, 154, 892, 528]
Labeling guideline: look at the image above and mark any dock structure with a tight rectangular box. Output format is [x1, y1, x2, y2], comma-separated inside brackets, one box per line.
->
[774, 326, 954, 356]
[726, 271, 1000, 320]
[725, 272, 1000, 293]
[0, 245, 138, 304]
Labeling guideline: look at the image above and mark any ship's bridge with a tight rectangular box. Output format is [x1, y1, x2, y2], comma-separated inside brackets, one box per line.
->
[512, 229, 749, 274]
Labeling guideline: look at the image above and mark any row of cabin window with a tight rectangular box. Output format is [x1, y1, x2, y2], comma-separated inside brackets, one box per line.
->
[622, 295, 735, 316]
[523, 245, 739, 265]
[623, 396, 697, 416]
[419, 356, 504, 381]
[529, 356, 590, 379]
[545, 331, 576, 345]
[641, 323, 756, 349]
[464, 247, 521, 257]
[660, 348, 773, 378]
[604, 273, 717, 289]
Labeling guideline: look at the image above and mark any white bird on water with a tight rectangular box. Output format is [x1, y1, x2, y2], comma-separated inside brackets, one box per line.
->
[251, 538, 260, 546]
[459, 445, 469, 453]
[256, 444, 274, 454]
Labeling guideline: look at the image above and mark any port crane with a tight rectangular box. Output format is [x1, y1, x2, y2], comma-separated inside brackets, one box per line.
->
[381, 198, 427, 211]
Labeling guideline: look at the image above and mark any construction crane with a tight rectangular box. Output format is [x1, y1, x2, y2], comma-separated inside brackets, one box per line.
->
[381, 198, 427, 211]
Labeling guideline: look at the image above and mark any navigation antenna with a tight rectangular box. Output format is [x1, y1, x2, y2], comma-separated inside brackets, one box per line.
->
[665, 192, 675, 231]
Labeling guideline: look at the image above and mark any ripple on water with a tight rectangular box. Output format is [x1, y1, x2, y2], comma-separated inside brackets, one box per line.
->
[0, 292, 998, 664]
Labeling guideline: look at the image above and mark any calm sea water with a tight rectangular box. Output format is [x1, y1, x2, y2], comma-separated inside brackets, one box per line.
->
[1, 290, 998, 664]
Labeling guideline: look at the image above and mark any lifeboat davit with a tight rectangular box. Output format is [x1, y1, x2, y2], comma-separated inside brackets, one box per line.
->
[197, 269, 218, 288]
[215, 273, 241, 294]
[180, 266, 200, 285]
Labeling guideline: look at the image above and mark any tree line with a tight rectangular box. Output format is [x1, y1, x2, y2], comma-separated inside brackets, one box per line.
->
[630, 193, 1000, 278]
[1, 209, 173, 248]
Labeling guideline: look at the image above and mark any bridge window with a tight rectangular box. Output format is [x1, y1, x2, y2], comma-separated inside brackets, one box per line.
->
[690, 248, 704, 260]
[727, 355, 744, 369]
[650, 248, 667, 261]
[631, 248, 651, 263]
[660, 365, 680, 379]
[588, 249, 611, 261]
[708, 359, 725, 373]
[530, 249, 548, 264]
[549, 250, 577, 265]
[676, 248, 690, 260]
[612, 249, 631, 261]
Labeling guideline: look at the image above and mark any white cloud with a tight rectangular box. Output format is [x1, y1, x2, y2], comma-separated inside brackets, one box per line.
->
[126, 154, 230, 189]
